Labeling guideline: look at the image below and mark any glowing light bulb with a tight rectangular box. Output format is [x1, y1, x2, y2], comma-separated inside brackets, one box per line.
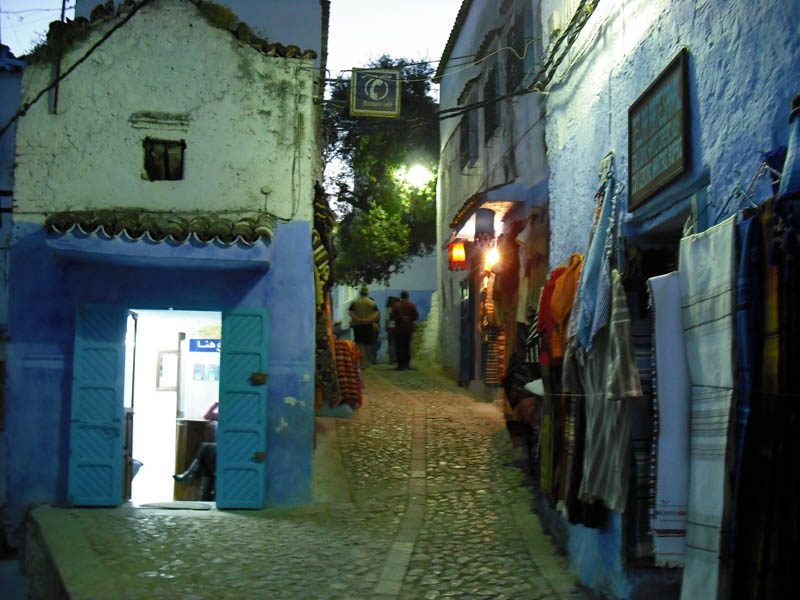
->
[484, 246, 499, 272]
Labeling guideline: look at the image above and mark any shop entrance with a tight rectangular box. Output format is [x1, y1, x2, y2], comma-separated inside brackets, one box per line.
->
[125, 310, 221, 505]
[67, 304, 270, 509]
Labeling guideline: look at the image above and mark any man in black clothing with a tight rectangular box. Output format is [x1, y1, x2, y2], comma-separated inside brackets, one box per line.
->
[389, 291, 419, 370]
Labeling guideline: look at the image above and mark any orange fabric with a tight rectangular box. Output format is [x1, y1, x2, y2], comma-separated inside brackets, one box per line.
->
[549, 253, 583, 360]
[538, 266, 567, 366]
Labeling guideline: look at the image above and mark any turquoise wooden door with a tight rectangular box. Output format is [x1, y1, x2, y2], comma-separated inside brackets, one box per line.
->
[216, 309, 269, 509]
[67, 304, 127, 506]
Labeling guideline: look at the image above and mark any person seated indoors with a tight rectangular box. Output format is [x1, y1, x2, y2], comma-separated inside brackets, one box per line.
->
[173, 401, 218, 500]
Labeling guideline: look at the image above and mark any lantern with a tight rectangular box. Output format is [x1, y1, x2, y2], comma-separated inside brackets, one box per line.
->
[448, 241, 467, 271]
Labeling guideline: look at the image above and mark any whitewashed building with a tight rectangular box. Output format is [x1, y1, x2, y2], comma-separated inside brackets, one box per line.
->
[4, 0, 328, 545]
[434, 0, 549, 392]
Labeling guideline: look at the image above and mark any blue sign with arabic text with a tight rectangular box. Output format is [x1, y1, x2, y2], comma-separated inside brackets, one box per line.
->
[190, 339, 220, 352]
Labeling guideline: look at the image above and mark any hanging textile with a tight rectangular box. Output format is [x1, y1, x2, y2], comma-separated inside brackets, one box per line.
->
[334, 339, 363, 409]
[564, 269, 642, 512]
[539, 363, 560, 494]
[485, 328, 506, 385]
[647, 272, 690, 567]
[733, 197, 800, 599]
[537, 266, 567, 366]
[481, 272, 505, 385]
[315, 297, 340, 409]
[515, 209, 549, 324]
[678, 215, 737, 600]
[525, 303, 541, 365]
[572, 168, 621, 352]
[628, 319, 654, 560]
[549, 253, 583, 361]
[729, 214, 763, 563]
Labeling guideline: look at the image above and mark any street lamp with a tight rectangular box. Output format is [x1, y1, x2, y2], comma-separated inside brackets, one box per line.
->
[396, 164, 434, 189]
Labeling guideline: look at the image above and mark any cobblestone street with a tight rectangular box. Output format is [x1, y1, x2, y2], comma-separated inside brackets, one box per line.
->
[26, 365, 595, 599]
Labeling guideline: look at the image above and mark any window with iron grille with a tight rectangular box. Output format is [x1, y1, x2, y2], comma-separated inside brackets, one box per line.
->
[484, 68, 500, 142]
[459, 109, 478, 170]
[505, 4, 536, 94]
[143, 138, 186, 181]
[505, 11, 525, 93]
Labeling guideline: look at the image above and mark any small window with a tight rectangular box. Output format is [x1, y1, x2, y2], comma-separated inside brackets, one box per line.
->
[143, 138, 185, 181]
[505, 4, 535, 93]
[459, 110, 478, 170]
[505, 13, 525, 93]
[484, 68, 500, 142]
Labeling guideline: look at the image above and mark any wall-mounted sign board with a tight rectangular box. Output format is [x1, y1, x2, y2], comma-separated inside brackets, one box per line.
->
[350, 69, 401, 118]
[628, 48, 690, 211]
[190, 338, 220, 352]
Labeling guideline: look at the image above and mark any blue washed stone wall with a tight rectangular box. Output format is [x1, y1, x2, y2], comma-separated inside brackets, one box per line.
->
[541, 0, 800, 596]
[546, 0, 800, 265]
[4, 220, 314, 544]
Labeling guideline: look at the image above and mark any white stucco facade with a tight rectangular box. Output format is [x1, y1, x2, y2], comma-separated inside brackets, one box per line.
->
[15, 0, 318, 224]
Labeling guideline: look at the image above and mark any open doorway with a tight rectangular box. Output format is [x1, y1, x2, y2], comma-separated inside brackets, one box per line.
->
[124, 309, 221, 505]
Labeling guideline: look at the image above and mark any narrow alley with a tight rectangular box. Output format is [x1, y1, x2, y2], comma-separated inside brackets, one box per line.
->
[24, 365, 593, 600]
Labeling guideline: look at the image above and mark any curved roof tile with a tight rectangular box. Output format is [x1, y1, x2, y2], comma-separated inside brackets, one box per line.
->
[44, 210, 276, 246]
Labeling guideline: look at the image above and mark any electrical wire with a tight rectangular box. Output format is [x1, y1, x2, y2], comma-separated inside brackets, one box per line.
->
[0, 0, 154, 137]
[0, 4, 74, 14]
[323, 0, 598, 126]
[323, 36, 540, 86]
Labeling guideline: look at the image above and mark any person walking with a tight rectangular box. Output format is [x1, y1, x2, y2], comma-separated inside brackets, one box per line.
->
[385, 296, 400, 364]
[349, 286, 380, 369]
[390, 291, 419, 371]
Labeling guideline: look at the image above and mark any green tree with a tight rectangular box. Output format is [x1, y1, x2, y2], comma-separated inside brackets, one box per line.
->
[324, 56, 439, 286]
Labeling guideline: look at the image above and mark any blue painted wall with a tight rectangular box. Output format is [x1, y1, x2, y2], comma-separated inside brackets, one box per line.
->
[540, 1, 800, 596]
[0, 45, 23, 523]
[4, 220, 314, 544]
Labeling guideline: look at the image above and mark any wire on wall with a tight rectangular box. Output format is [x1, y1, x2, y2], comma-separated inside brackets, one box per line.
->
[0, 0, 154, 137]
[326, 0, 599, 125]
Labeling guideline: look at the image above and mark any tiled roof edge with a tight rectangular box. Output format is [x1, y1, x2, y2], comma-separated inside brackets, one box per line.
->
[27, 0, 317, 64]
[434, 0, 475, 81]
[449, 181, 512, 230]
[44, 209, 277, 246]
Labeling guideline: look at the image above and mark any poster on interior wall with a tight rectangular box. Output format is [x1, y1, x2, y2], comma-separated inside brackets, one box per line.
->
[156, 350, 178, 391]
[193, 363, 207, 381]
[628, 48, 690, 211]
[189, 339, 220, 352]
[350, 69, 402, 118]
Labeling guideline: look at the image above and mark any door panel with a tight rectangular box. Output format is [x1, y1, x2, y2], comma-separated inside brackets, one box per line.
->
[216, 309, 269, 509]
[68, 304, 127, 506]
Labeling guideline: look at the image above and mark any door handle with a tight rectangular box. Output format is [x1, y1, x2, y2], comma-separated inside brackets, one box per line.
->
[253, 451, 266, 462]
[251, 372, 268, 385]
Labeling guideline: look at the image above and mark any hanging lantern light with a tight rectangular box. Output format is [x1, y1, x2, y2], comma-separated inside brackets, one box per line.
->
[474, 208, 495, 249]
[448, 240, 467, 271]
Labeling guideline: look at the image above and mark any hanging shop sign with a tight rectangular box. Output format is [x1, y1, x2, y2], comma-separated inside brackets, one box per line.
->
[628, 48, 690, 211]
[350, 69, 402, 118]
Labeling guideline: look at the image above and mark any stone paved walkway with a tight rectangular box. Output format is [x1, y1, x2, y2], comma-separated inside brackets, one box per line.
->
[27, 364, 597, 599]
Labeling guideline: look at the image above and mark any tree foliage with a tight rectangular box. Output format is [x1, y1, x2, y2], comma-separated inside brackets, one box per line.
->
[324, 56, 439, 286]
